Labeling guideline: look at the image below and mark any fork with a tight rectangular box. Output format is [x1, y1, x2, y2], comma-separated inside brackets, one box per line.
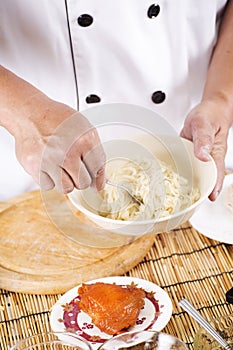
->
[106, 180, 143, 206]
[179, 298, 232, 350]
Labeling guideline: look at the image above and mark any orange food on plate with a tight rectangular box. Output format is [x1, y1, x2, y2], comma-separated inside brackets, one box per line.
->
[77, 282, 146, 335]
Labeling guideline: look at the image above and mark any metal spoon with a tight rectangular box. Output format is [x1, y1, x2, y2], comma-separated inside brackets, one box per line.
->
[179, 298, 232, 350]
[106, 180, 143, 206]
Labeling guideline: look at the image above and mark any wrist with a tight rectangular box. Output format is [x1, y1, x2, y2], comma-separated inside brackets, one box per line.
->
[1, 92, 76, 139]
[201, 92, 233, 124]
[0, 92, 45, 138]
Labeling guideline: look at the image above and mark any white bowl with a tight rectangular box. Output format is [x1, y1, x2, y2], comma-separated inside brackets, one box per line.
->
[68, 134, 217, 236]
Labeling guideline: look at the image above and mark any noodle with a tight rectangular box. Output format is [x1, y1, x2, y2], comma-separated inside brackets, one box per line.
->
[99, 158, 200, 221]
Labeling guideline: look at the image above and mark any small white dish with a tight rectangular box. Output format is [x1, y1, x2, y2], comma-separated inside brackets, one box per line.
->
[190, 173, 233, 244]
[50, 276, 173, 350]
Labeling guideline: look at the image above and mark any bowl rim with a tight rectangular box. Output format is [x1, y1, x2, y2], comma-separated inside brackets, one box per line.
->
[98, 330, 188, 349]
[10, 331, 92, 349]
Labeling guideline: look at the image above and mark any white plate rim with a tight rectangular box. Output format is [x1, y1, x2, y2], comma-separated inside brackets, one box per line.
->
[50, 276, 173, 347]
[190, 173, 233, 244]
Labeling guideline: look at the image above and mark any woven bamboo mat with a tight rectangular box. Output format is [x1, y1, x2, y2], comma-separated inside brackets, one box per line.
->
[0, 224, 232, 349]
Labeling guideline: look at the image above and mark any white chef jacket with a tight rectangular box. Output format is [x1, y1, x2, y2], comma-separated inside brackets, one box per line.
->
[0, 0, 232, 200]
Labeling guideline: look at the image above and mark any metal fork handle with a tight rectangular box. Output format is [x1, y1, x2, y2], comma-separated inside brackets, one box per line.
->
[106, 180, 143, 206]
[179, 298, 232, 350]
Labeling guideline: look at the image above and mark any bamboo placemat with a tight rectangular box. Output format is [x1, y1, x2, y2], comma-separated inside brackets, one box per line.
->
[0, 224, 232, 349]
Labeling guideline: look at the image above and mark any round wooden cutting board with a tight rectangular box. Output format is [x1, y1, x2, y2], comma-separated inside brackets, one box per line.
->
[0, 190, 155, 294]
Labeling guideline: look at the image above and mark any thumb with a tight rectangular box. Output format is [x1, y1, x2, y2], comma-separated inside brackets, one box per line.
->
[195, 143, 212, 161]
[192, 130, 215, 162]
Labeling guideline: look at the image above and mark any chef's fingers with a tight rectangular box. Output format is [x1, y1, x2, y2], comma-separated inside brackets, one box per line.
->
[207, 131, 227, 201]
[190, 125, 228, 200]
[190, 128, 214, 162]
[40, 160, 92, 193]
[62, 144, 105, 191]
[208, 156, 225, 201]
[39, 171, 55, 191]
[181, 121, 227, 201]
[82, 143, 106, 191]
[39, 112, 106, 192]
[41, 146, 104, 193]
[180, 118, 215, 161]
[40, 163, 73, 193]
[94, 166, 106, 192]
[64, 156, 105, 192]
[67, 161, 92, 190]
[60, 169, 75, 194]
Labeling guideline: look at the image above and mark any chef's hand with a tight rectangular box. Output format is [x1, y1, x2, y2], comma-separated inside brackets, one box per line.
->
[180, 98, 231, 201]
[14, 95, 106, 194]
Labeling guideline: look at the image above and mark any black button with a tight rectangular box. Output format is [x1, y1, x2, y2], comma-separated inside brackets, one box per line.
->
[151, 91, 166, 104]
[147, 4, 160, 18]
[77, 14, 93, 27]
[86, 94, 101, 104]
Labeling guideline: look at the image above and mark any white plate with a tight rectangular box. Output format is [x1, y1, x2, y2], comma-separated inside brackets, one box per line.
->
[190, 173, 233, 244]
[50, 276, 173, 349]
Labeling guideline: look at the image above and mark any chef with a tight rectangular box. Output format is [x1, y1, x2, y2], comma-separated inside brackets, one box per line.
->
[0, 0, 233, 201]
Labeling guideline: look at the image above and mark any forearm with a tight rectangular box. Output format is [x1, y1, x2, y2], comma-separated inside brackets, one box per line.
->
[202, 0, 233, 123]
[0, 65, 75, 137]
